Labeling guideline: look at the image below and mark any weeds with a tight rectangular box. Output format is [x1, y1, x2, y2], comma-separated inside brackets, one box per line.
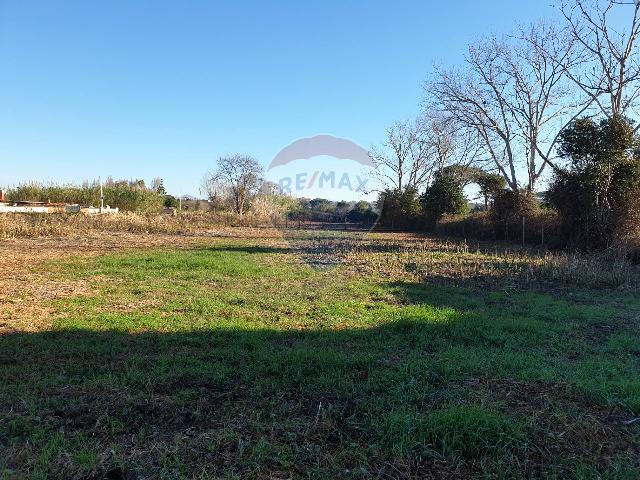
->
[2, 214, 638, 292]
[0, 211, 277, 239]
[343, 235, 640, 290]
[0, 236, 638, 478]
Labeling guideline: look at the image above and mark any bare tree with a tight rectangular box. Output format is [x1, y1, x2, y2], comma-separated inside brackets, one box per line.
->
[427, 42, 520, 190]
[428, 114, 484, 171]
[150, 177, 166, 195]
[557, 0, 640, 119]
[427, 24, 577, 191]
[201, 154, 263, 214]
[369, 119, 433, 192]
[200, 174, 226, 210]
[258, 180, 282, 197]
[369, 115, 479, 192]
[508, 23, 586, 188]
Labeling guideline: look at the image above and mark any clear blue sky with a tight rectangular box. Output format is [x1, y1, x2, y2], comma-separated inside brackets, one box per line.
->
[0, 0, 558, 197]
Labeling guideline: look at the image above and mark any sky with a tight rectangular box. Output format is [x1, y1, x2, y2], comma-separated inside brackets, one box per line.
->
[0, 0, 561, 198]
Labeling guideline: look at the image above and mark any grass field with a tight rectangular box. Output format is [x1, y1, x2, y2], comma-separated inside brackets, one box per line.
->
[1, 231, 639, 479]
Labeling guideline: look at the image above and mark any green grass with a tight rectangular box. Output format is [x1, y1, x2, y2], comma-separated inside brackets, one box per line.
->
[1, 237, 639, 478]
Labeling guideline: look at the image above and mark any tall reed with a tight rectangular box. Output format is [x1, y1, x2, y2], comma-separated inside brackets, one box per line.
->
[6, 181, 164, 213]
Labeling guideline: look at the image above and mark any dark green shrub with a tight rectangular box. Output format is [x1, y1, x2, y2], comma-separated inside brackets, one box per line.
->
[547, 115, 640, 251]
[347, 201, 378, 224]
[421, 175, 469, 225]
[376, 188, 423, 230]
[477, 173, 507, 209]
[492, 189, 539, 224]
[163, 195, 179, 208]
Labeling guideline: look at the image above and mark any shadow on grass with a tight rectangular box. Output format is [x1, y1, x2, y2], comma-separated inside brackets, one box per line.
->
[386, 281, 488, 311]
[1, 274, 638, 479]
[200, 245, 291, 254]
[0, 319, 469, 478]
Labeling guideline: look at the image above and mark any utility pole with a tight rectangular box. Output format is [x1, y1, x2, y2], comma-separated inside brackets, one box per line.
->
[99, 177, 104, 213]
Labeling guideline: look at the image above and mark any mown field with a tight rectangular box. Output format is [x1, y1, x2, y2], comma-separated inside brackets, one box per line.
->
[1, 230, 639, 479]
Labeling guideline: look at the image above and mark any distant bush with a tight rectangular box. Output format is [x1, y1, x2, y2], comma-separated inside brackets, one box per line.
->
[163, 195, 179, 209]
[491, 189, 539, 224]
[250, 194, 299, 218]
[476, 173, 507, 209]
[0, 211, 282, 239]
[376, 188, 423, 230]
[347, 201, 378, 224]
[7, 181, 164, 213]
[421, 175, 469, 225]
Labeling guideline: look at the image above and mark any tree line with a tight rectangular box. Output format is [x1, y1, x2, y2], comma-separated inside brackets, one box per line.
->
[195, 0, 640, 251]
[372, 0, 640, 253]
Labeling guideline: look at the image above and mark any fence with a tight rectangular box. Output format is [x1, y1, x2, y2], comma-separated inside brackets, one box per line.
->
[435, 211, 563, 248]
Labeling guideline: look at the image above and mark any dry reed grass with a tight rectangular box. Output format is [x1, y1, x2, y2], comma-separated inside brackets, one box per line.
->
[342, 235, 640, 290]
[0, 211, 278, 239]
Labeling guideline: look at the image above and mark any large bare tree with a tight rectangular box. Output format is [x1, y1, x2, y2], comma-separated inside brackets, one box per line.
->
[508, 23, 588, 188]
[557, 0, 640, 119]
[428, 42, 520, 191]
[426, 23, 577, 191]
[202, 154, 263, 215]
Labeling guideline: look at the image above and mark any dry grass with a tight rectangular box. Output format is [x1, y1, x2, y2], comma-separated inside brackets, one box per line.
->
[340, 234, 640, 290]
[3, 213, 637, 291]
[1, 229, 638, 478]
[0, 211, 279, 239]
[0, 233, 192, 333]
